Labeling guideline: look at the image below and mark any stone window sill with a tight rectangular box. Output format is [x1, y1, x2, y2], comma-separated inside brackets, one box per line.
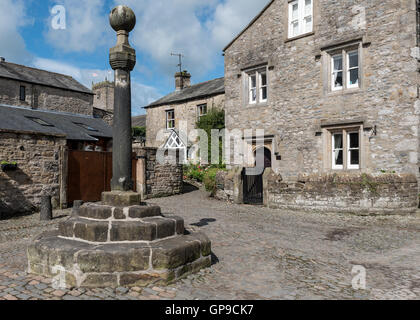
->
[327, 88, 363, 97]
[285, 32, 315, 43]
[243, 102, 269, 109]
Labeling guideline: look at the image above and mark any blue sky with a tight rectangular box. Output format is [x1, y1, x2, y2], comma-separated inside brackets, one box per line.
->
[0, 0, 269, 115]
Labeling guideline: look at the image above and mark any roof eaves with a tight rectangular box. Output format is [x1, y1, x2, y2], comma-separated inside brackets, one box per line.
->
[144, 90, 225, 109]
[223, 0, 275, 52]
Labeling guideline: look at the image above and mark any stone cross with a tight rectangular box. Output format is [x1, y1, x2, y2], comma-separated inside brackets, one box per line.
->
[109, 5, 136, 191]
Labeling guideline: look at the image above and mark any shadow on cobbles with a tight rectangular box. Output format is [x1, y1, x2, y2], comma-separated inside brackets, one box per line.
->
[191, 218, 216, 227]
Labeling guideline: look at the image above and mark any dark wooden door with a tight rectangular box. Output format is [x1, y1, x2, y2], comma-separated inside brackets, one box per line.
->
[243, 167, 263, 205]
[67, 151, 137, 204]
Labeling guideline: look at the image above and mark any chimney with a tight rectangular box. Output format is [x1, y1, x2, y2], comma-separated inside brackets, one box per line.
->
[175, 70, 191, 91]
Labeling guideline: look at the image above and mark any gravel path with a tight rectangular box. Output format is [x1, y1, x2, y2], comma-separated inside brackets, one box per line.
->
[0, 189, 419, 300]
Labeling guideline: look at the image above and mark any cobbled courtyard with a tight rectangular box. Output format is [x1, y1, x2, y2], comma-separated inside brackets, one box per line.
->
[0, 188, 419, 300]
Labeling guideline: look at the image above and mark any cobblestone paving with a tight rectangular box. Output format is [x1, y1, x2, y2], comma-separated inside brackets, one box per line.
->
[0, 189, 419, 300]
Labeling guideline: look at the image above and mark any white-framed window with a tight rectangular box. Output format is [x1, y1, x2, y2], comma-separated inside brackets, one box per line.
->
[347, 50, 359, 89]
[249, 74, 257, 104]
[246, 68, 268, 105]
[166, 109, 175, 129]
[259, 72, 267, 102]
[330, 128, 360, 170]
[288, 0, 313, 38]
[332, 54, 343, 91]
[332, 133, 344, 170]
[347, 131, 360, 170]
[329, 48, 360, 92]
[197, 103, 207, 120]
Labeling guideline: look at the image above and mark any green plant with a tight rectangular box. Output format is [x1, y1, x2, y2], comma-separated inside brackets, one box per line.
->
[1, 161, 17, 165]
[203, 168, 220, 195]
[132, 126, 146, 139]
[196, 108, 225, 165]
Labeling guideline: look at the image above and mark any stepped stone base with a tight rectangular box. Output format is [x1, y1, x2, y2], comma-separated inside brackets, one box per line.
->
[27, 193, 212, 288]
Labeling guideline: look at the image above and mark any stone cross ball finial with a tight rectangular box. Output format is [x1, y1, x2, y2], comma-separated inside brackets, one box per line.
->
[109, 5, 136, 32]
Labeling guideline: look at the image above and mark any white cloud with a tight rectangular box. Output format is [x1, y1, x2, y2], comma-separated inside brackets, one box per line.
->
[32, 57, 160, 116]
[210, 0, 270, 49]
[0, 0, 32, 63]
[114, 0, 269, 80]
[44, 0, 111, 53]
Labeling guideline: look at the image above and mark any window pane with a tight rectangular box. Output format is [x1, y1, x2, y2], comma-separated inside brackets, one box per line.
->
[305, 0, 312, 16]
[305, 16, 312, 33]
[292, 3, 299, 20]
[293, 21, 299, 36]
[350, 150, 359, 165]
[335, 150, 343, 165]
[349, 69, 359, 86]
[334, 72, 343, 88]
[333, 56, 343, 71]
[349, 132, 359, 149]
[250, 75, 256, 88]
[250, 88, 257, 102]
[260, 73, 267, 86]
[261, 87, 267, 101]
[334, 134, 343, 149]
[349, 52, 359, 68]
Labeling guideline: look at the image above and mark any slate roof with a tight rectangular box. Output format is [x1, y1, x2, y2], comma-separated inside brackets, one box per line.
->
[132, 114, 146, 127]
[145, 77, 225, 109]
[0, 104, 112, 142]
[0, 61, 93, 94]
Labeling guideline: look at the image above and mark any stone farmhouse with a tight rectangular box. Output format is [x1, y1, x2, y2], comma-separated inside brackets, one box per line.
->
[145, 71, 225, 162]
[0, 59, 112, 217]
[220, 0, 419, 214]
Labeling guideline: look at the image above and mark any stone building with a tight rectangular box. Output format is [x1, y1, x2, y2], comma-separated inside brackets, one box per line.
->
[0, 58, 93, 115]
[0, 59, 114, 217]
[145, 72, 225, 162]
[92, 80, 114, 125]
[221, 0, 419, 214]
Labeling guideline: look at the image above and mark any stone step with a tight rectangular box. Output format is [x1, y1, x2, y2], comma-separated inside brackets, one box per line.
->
[78, 204, 162, 220]
[27, 230, 211, 288]
[59, 216, 185, 242]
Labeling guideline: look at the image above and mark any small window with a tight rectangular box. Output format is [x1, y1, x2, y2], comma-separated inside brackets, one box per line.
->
[245, 68, 268, 105]
[288, 0, 313, 38]
[197, 104, 207, 120]
[332, 133, 344, 169]
[347, 51, 359, 88]
[347, 132, 360, 169]
[330, 128, 360, 170]
[20, 86, 26, 101]
[74, 122, 98, 132]
[26, 117, 54, 127]
[166, 110, 175, 129]
[332, 55, 343, 91]
[329, 48, 360, 92]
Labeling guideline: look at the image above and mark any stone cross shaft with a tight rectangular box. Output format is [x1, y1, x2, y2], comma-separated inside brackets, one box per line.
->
[109, 6, 137, 191]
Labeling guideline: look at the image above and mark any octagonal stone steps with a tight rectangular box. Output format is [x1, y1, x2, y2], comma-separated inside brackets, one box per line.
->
[28, 230, 211, 288]
[59, 203, 185, 243]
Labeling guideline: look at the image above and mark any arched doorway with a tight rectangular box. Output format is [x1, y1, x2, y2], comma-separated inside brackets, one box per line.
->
[243, 147, 272, 205]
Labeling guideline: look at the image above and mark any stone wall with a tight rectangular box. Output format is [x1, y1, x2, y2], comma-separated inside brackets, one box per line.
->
[146, 93, 225, 148]
[263, 169, 419, 215]
[0, 131, 66, 218]
[92, 80, 114, 114]
[93, 108, 113, 126]
[224, 0, 419, 182]
[134, 147, 183, 198]
[0, 78, 93, 115]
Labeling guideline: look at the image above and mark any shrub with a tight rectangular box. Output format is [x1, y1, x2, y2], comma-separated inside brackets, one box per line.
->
[203, 168, 220, 195]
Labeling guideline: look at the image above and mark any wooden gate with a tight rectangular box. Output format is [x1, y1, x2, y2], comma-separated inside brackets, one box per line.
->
[67, 151, 136, 204]
[242, 167, 264, 205]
